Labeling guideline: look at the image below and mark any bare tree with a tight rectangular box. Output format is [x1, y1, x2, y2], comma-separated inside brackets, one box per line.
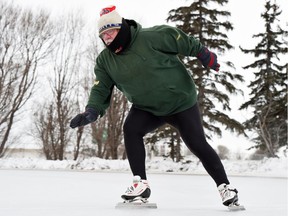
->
[34, 13, 86, 160]
[0, 2, 55, 157]
[91, 117, 107, 158]
[89, 89, 129, 159]
[105, 89, 129, 159]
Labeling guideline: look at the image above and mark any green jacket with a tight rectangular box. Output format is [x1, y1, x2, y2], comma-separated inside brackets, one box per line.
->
[87, 21, 203, 116]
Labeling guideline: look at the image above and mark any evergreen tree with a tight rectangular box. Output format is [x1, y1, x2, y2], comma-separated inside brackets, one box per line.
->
[239, 0, 288, 157]
[145, 125, 183, 162]
[166, 0, 245, 140]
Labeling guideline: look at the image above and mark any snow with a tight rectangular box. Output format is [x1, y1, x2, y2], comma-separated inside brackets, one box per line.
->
[0, 155, 287, 216]
[0, 154, 287, 177]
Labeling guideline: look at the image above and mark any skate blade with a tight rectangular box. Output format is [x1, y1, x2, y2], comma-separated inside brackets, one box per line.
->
[121, 196, 149, 203]
[228, 203, 245, 211]
[115, 202, 157, 209]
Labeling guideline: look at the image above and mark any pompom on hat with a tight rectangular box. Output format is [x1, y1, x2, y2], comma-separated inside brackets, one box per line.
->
[98, 6, 122, 35]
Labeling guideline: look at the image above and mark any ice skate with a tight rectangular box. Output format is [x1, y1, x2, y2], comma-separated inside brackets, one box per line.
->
[115, 176, 157, 209]
[121, 175, 151, 201]
[218, 183, 245, 211]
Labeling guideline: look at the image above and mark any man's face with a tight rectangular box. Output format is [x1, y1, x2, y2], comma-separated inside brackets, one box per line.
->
[100, 29, 120, 45]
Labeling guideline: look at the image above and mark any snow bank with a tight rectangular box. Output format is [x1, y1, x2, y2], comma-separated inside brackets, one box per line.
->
[0, 155, 287, 178]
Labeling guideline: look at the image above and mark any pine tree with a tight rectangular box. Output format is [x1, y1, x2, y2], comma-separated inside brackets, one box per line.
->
[239, 0, 287, 157]
[166, 0, 245, 139]
[145, 125, 183, 162]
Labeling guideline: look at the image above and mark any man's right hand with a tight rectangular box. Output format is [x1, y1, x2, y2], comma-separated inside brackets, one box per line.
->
[70, 108, 98, 128]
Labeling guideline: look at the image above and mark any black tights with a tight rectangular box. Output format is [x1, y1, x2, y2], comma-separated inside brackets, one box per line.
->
[123, 103, 229, 186]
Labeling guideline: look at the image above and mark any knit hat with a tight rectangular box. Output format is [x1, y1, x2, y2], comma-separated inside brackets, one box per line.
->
[98, 6, 122, 35]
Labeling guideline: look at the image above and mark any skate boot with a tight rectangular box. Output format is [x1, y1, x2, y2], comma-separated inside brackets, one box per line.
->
[218, 183, 238, 206]
[218, 183, 245, 211]
[121, 175, 151, 203]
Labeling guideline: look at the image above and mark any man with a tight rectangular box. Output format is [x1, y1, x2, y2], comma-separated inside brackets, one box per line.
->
[70, 5, 241, 207]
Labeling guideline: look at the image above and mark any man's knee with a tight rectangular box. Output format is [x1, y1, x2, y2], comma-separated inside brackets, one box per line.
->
[123, 118, 143, 136]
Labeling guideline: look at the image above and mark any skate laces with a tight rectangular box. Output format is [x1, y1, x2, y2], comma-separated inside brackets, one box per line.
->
[218, 184, 238, 200]
[125, 176, 148, 194]
[125, 186, 135, 193]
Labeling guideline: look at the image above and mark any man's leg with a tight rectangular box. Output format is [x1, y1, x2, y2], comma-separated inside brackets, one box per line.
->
[123, 106, 164, 179]
[163, 104, 229, 186]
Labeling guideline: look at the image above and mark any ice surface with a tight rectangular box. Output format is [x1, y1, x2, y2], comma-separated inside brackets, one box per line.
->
[0, 170, 287, 216]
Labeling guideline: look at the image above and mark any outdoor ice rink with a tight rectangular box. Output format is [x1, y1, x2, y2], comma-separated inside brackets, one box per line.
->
[0, 170, 287, 216]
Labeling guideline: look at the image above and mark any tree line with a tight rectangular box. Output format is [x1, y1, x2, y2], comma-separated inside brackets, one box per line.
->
[0, 0, 286, 160]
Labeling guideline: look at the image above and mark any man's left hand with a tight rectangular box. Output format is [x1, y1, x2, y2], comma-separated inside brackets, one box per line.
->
[197, 47, 220, 72]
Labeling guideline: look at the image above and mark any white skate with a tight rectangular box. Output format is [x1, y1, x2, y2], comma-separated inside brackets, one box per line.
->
[115, 176, 157, 209]
[218, 183, 245, 211]
[121, 175, 151, 201]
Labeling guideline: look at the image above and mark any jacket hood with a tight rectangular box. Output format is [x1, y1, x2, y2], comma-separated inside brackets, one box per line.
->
[124, 19, 142, 50]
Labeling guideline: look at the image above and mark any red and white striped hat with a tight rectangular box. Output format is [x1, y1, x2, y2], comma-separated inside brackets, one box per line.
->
[98, 6, 122, 35]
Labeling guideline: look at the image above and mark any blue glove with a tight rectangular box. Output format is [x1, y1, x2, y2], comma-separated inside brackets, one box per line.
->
[70, 108, 98, 128]
[197, 47, 220, 72]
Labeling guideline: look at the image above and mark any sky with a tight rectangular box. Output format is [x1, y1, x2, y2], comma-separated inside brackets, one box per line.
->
[4, 0, 288, 152]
